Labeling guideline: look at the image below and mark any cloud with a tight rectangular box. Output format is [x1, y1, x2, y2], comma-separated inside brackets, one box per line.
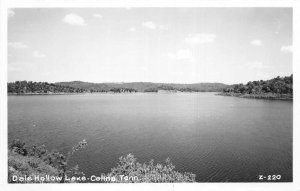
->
[167, 49, 195, 62]
[246, 61, 268, 70]
[281, 45, 293, 53]
[142, 21, 167, 30]
[8, 9, 15, 18]
[33, 50, 46, 58]
[8, 42, 28, 49]
[142, 21, 157, 30]
[184, 33, 216, 45]
[63, 13, 86, 26]
[93, 14, 103, 19]
[129, 27, 136, 32]
[250, 40, 262, 46]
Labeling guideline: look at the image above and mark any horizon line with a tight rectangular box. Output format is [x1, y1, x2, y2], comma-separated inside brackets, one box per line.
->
[6, 73, 293, 86]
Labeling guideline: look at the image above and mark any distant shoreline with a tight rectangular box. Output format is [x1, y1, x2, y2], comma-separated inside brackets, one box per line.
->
[8, 92, 293, 100]
[8, 91, 218, 96]
[8, 92, 89, 96]
[217, 92, 293, 101]
[7, 92, 134, 96]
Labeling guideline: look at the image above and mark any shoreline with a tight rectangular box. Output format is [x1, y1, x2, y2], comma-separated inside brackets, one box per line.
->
[216, 92, 293, 101]
[8, 91, 219, 96]
[8, 92, 89, 96]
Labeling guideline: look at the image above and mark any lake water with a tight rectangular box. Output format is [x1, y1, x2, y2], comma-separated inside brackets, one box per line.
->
[8, 93, 293, 182]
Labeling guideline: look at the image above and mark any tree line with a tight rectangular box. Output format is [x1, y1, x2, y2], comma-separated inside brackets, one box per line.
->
[7, 81, 87, 94]
[8, 80, 229, 94]
[7, 81, 139, 94]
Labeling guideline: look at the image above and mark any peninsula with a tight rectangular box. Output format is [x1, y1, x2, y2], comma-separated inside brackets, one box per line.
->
[218, 75, 293, 100]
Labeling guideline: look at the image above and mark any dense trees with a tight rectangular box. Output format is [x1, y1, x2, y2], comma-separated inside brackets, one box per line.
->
[219, 75, 293, 100]
[109, 88, 137, 93]
[7, 81, 86, 94]
[223, 75, 293, 95]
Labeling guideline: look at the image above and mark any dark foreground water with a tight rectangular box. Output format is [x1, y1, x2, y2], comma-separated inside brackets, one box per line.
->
[8, 93, 293, 182]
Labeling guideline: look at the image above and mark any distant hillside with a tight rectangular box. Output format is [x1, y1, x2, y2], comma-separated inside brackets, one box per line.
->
[55, 81, 228, 92]
[7, 81, 228, 94]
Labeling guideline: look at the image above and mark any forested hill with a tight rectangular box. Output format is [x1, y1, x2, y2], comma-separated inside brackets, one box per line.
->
[7, 81, 86, 94]
[7, 81, 228, 94]
[221, 75, 293, 98]
[55, 81, 228, 92]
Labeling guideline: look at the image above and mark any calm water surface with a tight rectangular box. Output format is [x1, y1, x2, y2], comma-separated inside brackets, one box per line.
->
[8, 93, 293, 182]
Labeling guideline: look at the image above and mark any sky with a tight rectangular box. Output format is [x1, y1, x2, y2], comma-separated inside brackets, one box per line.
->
[7, 8, 292, 84]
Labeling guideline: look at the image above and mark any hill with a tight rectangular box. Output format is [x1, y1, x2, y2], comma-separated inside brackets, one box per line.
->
[55, 81, 228, 92]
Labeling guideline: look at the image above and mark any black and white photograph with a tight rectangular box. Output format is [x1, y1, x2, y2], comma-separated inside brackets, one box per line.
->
[0, 0, 299, 191]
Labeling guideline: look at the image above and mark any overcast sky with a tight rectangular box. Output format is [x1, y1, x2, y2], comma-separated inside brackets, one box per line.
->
[8, 8, 292, 84]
